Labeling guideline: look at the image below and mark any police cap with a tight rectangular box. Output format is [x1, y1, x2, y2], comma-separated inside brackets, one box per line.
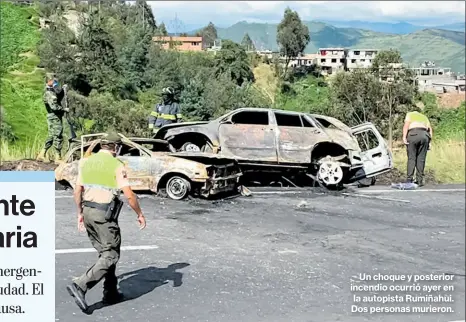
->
[101, 132, 122, 144]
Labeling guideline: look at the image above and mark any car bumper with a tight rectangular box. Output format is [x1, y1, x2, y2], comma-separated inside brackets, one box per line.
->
[200, 163, 242, 196]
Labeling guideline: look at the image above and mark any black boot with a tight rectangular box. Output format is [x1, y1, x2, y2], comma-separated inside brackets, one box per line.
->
[102, 290, 124, 305]
[66, 283, 88, 312]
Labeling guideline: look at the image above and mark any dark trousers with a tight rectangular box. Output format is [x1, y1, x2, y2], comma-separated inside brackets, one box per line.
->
[406, 128, 430, 183]
[74, 206, 121, 294]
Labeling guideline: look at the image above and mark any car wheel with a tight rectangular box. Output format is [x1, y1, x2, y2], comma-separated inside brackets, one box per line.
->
[166, 176, 191, 200]
[181, 142, 201, 152]
[317, 160, 344, 188]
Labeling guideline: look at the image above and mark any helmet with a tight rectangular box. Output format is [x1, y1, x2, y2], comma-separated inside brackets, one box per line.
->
[101, 132, 122, 145]
[162, 87, 174, 95]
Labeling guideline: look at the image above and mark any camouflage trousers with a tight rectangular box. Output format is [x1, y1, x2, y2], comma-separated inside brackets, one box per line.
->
[43, 113, 63, 153]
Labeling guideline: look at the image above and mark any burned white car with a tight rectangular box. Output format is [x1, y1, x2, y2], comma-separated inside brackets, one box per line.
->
[55, 134, 242, 200]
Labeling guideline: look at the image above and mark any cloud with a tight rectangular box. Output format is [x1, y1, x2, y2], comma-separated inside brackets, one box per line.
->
[147, 1, 466, 30]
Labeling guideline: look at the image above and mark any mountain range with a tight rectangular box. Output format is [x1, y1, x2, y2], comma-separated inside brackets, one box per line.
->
[317, 20, 465, 34]
[209, 21, 465, 73]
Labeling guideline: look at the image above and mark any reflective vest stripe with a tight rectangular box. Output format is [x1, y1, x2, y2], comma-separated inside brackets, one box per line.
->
[176, 114, 183, 119]
[151, 111, 159, 117]
[159, 113, 176, 120]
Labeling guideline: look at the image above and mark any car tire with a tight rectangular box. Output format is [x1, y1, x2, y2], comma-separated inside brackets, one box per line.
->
[181, 142, 201, 152]
[166, 176, 191, 200]
[316, 159, 345, 189]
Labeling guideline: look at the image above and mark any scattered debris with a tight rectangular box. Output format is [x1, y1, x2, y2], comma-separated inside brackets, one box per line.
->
[239, 185, 252, 197]
[281, 176, 298, 187]
[391, 182, 418, 190]
[297, 200, 308, 208]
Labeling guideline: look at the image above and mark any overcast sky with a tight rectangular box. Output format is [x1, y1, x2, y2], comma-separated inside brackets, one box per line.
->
[147, 1, 465, 31]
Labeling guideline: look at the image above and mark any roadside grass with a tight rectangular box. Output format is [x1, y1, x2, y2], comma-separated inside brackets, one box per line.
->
[1, 137, 43, 161]
[392, 139, 465, 184]
[0, 2, 47, 148]
[253, 63, 278, 103]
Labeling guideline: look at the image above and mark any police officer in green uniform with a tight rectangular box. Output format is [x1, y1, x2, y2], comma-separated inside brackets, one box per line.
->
[67, 133, 146, 311]
[402, 111, 433, 186]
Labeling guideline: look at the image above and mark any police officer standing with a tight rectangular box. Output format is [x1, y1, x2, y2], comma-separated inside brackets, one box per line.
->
[402, 110, 432, 187]
[148, 87, 183, 134]
[37, 75, 69, 163]
[67, 133, 146, 312]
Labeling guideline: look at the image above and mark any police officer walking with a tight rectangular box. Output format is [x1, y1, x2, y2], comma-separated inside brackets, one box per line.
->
[402, 111, 432, 187]
[37, 75, 69, 163]
[148, 87, 183, 134]
[67, 133, 146, 312]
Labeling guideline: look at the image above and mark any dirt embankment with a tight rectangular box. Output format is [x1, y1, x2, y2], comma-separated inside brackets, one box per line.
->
[0, 160, 57, 171]
[376, 168, 438, 185]
[438, 93, 465, 109]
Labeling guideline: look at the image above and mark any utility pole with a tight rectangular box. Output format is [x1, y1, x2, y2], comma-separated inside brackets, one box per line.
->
[169, 13, 183, 36]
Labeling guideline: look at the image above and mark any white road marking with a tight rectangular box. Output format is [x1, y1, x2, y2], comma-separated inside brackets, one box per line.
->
[359, 188, 465, 193]
[55, 245, 158, 254]
[342, 192, 410, 203]
[55, 195, 73, 198]
[252, 191, 325, 195]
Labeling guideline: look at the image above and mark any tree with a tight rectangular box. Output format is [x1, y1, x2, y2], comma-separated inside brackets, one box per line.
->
[371, 49, 402, 71]
[276, 8, 310, 78]
[158, 22, 168, 36]
[197, 22, 217, 48]
[330, 66, 416, 146]
[214, 40, 254, 86]
[241, 33, 255, 52]
[370, 50, 416, 147]
[136, 0, 156, 31]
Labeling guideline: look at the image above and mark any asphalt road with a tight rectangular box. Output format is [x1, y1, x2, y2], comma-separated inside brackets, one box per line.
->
[55, 185, 465, 322]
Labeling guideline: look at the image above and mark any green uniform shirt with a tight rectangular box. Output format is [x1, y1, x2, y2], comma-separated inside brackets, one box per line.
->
[405, 111, 430, 130]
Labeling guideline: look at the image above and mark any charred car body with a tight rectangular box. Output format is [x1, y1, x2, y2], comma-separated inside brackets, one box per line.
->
[55, 134, 242, 200]
[154, 108, 393, 187]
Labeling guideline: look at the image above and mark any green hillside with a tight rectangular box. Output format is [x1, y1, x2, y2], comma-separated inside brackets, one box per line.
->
[0, 2, 47, 148]
[353, 29, 465, 72]
[217, 21, 466, 73]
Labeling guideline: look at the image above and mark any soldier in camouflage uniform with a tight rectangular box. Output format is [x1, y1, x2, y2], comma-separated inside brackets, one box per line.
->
[36, 75, 69, 163]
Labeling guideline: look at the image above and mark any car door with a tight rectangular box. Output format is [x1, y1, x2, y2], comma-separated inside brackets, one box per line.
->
[218, 110, 278, 162]
[351, 123, 393, 177]
[116, 142, 153, 190]
[275, 112, 322, 164]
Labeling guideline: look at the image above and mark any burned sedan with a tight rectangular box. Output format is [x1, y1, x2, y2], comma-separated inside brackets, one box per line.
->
[55, 134, 242, 200]
[154, 108, 393, 188]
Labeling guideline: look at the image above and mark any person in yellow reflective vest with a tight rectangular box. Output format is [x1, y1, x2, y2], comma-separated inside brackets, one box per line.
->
[148, 87, 183, 134]
[66, 133, 146, 312]
[402, 111, 432, 186]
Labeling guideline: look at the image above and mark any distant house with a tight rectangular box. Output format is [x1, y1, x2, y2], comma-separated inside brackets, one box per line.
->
[152, 36, 205, 52]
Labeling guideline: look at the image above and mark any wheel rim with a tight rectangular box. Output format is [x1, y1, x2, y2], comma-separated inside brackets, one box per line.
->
[184, 143, 200, 152]
[167, 177, 188, 199]
[318, 161, 344, 185]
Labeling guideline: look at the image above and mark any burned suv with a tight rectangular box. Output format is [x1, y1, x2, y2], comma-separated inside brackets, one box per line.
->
[154, 108, 393, 188]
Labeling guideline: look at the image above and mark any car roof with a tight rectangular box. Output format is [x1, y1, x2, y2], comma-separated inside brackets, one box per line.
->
[231, 107, 305, 115]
